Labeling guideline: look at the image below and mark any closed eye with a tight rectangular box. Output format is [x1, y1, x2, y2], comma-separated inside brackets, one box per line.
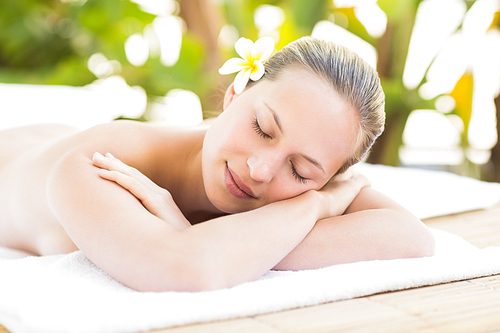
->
[252, 117, 272, 139]
[253, 116, 307, 184]
[290, 161, 308, 184]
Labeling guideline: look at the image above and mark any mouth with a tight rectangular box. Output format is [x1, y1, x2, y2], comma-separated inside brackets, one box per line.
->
[225, 164, 256, 199]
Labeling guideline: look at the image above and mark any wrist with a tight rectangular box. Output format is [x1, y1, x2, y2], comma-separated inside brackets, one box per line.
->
[299, 190, 329, 221]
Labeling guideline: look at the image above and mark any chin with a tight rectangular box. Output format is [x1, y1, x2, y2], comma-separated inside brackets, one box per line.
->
[206, 191, 256, 215]
[211, 198, 249, 214]
[202, 164, 261, 214]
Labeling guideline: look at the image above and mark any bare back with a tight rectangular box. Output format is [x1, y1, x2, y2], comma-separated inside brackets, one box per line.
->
[0, 124, 81, 254]
[0, 124, 79, 171]
[0, 121, 210, 255]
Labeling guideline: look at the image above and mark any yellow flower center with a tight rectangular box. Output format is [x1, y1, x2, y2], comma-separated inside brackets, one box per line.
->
[249, 61, 258, 72]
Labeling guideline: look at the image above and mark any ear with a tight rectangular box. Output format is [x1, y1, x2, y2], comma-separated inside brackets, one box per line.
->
[223, 82, 238, 110]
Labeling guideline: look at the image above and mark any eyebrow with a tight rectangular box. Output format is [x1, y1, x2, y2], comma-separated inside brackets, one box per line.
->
[263, 102, 326, 174]
[301, 154, 325, 174]
[264, 102, 283, 134]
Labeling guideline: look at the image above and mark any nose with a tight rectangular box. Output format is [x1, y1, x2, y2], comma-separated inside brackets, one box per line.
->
[247, 153, 280, 183]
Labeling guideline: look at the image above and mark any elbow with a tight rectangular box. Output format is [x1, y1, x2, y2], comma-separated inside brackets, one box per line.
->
[380, 210, 436, 261]
[415, 226, 436, 258]
[403, 218, 436, 259]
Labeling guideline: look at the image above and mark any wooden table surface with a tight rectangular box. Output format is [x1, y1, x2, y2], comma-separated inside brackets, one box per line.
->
[2, 205, 500, 333]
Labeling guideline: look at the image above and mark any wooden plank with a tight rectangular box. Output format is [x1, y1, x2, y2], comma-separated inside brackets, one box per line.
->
[149, 317, 281, 333]
[424, 204, 500, 249]
[469, 275, 500, 290]
[254, 297, 435, 333]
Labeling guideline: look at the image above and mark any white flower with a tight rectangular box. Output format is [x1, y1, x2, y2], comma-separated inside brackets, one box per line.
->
[218, 36, 275, 94]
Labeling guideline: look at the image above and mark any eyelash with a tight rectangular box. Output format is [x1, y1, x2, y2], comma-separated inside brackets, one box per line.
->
[252, 117, 308, 184]
[252, 117, 271, 139]
[290, 161, 308, 184]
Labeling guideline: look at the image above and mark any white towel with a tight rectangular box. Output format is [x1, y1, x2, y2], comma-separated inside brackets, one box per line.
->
[356, 163, 500, 219]
[1, 230, 500, 333]
[1, 164, 500, 333]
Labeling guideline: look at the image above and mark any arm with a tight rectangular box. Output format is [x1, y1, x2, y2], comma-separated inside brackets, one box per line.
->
[47, 149, 336, 292]
[95, 154, 435, 273]
[274, 187, 435, 270]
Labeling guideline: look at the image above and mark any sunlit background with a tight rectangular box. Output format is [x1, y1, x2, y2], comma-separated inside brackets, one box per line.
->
[0, 0, 499, 180]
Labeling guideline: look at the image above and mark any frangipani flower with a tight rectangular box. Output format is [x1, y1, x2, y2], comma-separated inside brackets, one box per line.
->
[219, 36, 275, 94]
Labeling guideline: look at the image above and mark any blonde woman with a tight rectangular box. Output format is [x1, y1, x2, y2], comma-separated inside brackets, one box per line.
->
[0, 37, 434, 292]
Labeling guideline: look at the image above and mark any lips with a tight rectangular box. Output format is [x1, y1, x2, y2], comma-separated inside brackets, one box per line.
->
[225, 164, 256, 199]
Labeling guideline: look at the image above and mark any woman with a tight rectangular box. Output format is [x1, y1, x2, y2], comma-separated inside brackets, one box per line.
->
[0, 37, 434, 292]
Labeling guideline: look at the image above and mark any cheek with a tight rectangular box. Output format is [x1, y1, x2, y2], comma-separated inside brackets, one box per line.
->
[266, 178, 312, 203]
[223, 129, 257, 157]
[211, 115, 256, 154]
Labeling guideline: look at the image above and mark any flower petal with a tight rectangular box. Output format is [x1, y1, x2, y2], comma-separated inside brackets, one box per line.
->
[233, 68, 252, 94]
[249, 60, 265, 81]
[251, 36, 275, 62]
[234, 37, 254, 61]
[219, 57, 247, 75]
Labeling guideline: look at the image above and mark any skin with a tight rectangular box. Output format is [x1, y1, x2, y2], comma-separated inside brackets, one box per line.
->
[202, 68, 359, 214]
[0, 67, 435, 291]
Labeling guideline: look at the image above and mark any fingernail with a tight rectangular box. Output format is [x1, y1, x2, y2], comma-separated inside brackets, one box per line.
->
[93, 152, 104, 160]
[105, 152, 114, 158]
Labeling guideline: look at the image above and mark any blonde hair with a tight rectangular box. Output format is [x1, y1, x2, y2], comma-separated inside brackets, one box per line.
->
[257, 37, 385, 175]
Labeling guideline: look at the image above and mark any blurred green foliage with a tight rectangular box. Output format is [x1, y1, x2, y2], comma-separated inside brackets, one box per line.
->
[1, 0, 499, 178]
[0, 0, 213, 107]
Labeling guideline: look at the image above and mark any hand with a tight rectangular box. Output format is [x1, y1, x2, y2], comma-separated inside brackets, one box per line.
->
[92, 152, 191, 230]
[316, 167, 371, 218]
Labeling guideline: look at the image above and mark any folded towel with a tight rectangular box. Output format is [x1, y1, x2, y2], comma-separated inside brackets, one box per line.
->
[1, 164, 500, 333]
[356, 163, 500, 219]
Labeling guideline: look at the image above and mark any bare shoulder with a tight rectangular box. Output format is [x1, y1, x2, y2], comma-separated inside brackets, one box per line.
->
[0, 121, 154, 173]
[74, 120, 159, 150]
[75, 121, 183, 151]
[69, 120, 201, 176]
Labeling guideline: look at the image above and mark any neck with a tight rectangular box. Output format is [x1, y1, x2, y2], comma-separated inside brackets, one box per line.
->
[153, 127, 223, 223]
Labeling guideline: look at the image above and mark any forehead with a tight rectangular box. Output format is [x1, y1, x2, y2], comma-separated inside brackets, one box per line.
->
[253, 67, 359, 175]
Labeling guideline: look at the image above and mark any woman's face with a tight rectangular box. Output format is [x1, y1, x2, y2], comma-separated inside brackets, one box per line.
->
[202, 67, 359, 214]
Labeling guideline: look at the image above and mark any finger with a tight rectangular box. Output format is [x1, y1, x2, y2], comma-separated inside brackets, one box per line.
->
[332, 170, 351, 182]
[92, 152, 108, 169]
[99, 168, 185, 226]
[105, 152, 119, 160]
[96, 153, 165, 195]
[93, 152, 130, 174]
[102, 153, 147, 183]
[93, 152, 125, 172]
[94, 153, 145, 182]
[99, 169, 162, 206]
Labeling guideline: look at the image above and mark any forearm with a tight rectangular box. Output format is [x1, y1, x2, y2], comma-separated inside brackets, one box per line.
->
[180, 190, 323, 289]
[186, 168, 372, 283]
[122, 191, 322, 291]
[173, 173, 370, 289]
[274, 188, 435, 271]
[91, 191, 323, 292]
[48, 150, 324, 291]
[86, 155, 372, 290]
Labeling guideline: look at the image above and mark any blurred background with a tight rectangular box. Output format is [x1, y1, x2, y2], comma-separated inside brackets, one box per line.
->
[0, 0, 499, 180]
